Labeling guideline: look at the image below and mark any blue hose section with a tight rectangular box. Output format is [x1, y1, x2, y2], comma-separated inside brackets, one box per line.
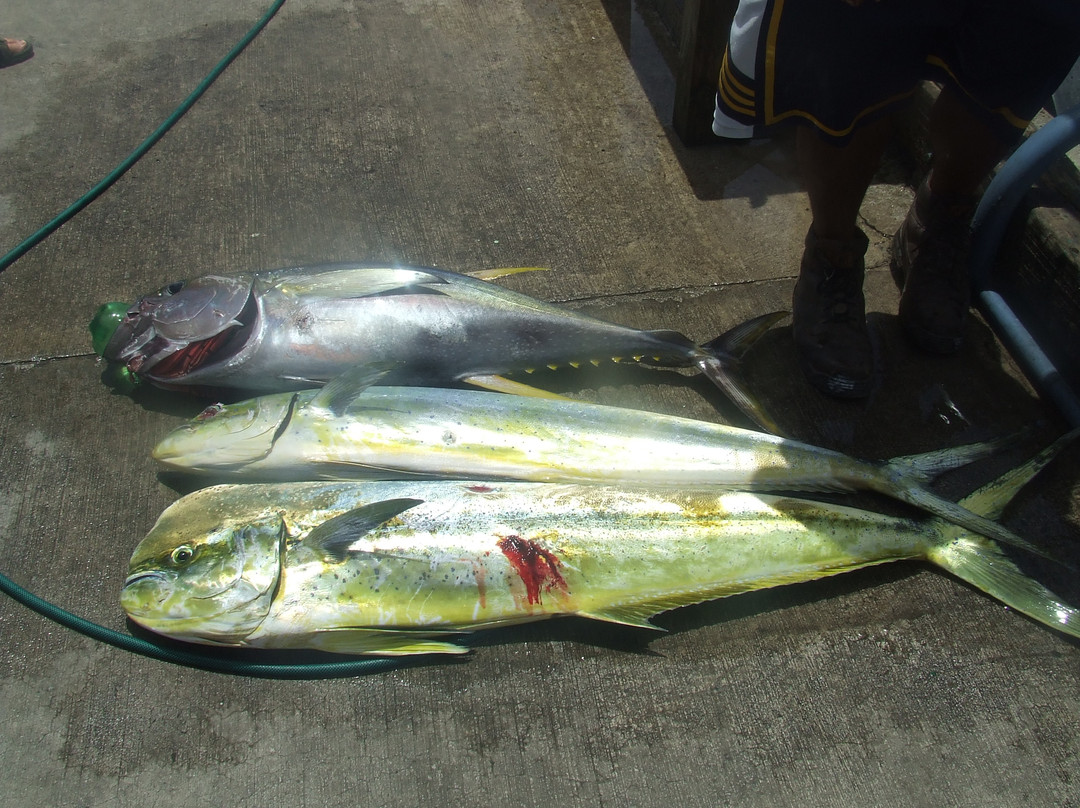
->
[0, 0, 407, 677]
[969, 104, 1080, 429]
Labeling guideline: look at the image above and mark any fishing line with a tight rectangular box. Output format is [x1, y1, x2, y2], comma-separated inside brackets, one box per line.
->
[0, 0, 401, 677]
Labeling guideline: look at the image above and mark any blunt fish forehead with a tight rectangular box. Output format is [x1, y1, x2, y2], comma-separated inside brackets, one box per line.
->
[152, 393, 297, 468]
[123, 507, 285, 642]
[142, 485, 289, 544]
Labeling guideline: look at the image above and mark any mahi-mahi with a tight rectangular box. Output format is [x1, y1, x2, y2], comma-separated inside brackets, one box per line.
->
[122, 431, 1079, 656]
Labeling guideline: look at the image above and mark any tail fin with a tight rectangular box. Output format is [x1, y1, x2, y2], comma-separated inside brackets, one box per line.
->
[890, 484, 1054, 560]
[695, 311, 790, 436]
[878, 431, 1070, 562]
[954, 427, 1080, 521]
[925, 428, 1080, 639]
[884, 429, 1031, 486]
[928, 537, 1079, 639]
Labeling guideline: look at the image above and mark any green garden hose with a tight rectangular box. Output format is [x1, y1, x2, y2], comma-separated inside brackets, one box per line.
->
[0, 0, 407, 677]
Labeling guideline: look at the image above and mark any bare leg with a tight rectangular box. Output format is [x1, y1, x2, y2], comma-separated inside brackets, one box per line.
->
[797, 116, 894, 251]
[791, 118, 893, 398]
[927, 86, 1012, 197]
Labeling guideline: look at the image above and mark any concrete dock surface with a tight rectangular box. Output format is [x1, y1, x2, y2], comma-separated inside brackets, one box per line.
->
[1, 2, 1077, 805]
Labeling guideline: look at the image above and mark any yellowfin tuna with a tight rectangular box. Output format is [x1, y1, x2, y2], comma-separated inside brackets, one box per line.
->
[90, 263, 785, 432]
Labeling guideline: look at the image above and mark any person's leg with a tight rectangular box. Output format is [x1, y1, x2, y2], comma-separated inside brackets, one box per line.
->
[926, 86, 1012, 198]
[792, 117, 892, 398]
[891, 86, 1014, 354]
[798, 117, 894, 246]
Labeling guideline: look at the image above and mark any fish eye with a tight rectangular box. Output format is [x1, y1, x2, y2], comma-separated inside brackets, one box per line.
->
[171, 545, 196, 565]
[164, 281, 185, 295]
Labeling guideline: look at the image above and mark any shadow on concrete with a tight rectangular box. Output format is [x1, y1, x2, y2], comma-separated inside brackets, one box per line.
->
[598, 0, 803, 203]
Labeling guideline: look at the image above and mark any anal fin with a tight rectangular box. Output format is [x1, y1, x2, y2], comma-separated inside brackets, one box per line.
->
[463, 374, 573, 400]
[576, 607, 666, 631]
[307, 628, 471, 656]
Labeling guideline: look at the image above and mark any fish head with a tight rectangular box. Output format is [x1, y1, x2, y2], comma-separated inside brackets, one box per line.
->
[91, 274, 255, 383]
[152, 393, 298, 473]
[121, 494, 286, 645]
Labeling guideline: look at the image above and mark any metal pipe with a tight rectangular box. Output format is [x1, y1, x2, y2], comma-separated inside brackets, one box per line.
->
[969, 104, 1080, 428]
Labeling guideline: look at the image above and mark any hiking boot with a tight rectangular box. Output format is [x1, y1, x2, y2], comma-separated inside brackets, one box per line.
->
[792, 227, 875, 398]
[890, 178, 975, 354]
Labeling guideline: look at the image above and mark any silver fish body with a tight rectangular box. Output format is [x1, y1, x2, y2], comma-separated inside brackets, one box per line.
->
[93, 263, 782, 430]
[151, 366, 1052, 556]
[121, 435, 1080, 656]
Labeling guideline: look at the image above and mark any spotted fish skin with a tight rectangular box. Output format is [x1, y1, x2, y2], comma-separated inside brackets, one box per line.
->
[122, 435, 1080, 657]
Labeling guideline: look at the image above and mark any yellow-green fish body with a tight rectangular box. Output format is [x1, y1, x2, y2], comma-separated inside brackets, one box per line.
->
[151, 364, 1048, 556]
[122, 434, 1080, 656]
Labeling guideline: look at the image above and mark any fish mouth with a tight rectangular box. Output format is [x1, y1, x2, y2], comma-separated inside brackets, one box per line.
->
[121, 570, 175, 614]
[151, 392, 298, 472]
[124, 570, 170, 587]
[121, 520, 286, 644]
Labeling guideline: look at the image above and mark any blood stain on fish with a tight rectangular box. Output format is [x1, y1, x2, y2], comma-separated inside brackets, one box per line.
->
[497, 535, 567, 606]
[196, 403, 226, 421]
[153, 330, 236, 378]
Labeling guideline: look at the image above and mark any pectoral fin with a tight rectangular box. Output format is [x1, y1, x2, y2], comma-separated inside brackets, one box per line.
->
[274, 266, 451, 298]
[304, 498, 425, 562]
[308, 362, 399, 416]
[279, 374, 328, 386]
[466, 267, 549, 281]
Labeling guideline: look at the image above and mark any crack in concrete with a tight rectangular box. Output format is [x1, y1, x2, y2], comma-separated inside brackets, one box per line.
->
[0, 352, 96, 368]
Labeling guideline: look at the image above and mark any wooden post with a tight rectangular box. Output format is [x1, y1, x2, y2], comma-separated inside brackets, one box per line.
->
[672, 0, 739, 145]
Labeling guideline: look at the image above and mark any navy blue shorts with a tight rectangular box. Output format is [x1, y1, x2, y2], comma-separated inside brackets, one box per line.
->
[714, 0, 1080, 144]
